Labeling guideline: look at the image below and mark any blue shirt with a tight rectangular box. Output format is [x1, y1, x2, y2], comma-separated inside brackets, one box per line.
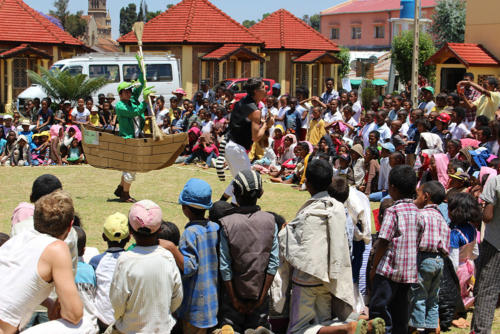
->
[75, 260, 97, 286]
[177, 220, 219, 328]
[0, 138, 6, 155]
[450, 223, 476, 249]
[285, 109, 302, 132]
[19, 131, 33, 145]
[405, 124, 419, 154]
[219, 224, 280, 281]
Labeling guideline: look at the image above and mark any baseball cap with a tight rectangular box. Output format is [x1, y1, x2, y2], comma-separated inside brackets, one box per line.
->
[103, 212, 129, 242]
[272, 83, 281, 89]
[128, 200, 163, 234]
[422, 86, 435, 95]
[436, 112, 451, 124]
[21, 119, 30, 126]
[117, 81, 134, 94]
[98, 93, 105, 98]
[381, 142, 396, 153]
[3, 114, 12, 120]
[200, 79, 209, 85]
[63, 100, 71, 105]
[178, 178, 213, 210]
[232, 169, 263, 195]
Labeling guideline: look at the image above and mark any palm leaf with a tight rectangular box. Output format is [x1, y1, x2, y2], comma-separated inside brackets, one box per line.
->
[28, 66, 110, 106]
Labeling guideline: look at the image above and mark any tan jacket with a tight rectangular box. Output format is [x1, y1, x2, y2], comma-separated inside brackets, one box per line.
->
[279, 191, 354, 310]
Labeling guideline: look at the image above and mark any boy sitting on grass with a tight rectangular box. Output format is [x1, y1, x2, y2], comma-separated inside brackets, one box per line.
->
[110, 200, 183, 333]
[162, 178, 219, 334]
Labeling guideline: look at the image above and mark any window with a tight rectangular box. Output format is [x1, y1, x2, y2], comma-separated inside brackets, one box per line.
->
[66, 66, 83, 76]
[374, 26, 385, 39]
[351, 26, 361, 39]
[330, 28, 340, 40]
[89, 64, 120, 82]
[122, 64, 173, 82]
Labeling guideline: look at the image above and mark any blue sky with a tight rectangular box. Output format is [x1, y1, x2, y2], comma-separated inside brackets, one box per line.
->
[25, 0, 343, 39]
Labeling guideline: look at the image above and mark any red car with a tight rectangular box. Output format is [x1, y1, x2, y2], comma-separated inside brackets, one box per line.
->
[220, 78, 277, 102]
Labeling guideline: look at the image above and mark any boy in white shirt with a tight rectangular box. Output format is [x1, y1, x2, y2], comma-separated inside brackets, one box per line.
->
[110, 200, 183, 334]
[449, 107, 471, 140]
[275, 96, 290, 129]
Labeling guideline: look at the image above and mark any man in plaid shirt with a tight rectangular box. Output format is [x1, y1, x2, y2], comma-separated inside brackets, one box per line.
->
[369, 165, 424, 334]
[410, 181, 450, 334]
[462, 72, 482, 128]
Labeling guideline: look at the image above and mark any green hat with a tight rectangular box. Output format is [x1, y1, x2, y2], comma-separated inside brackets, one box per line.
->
[117, 82, 134, 94]
[422, 86, 435, 95]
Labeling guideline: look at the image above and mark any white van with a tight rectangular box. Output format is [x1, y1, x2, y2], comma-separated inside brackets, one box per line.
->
[17, 53, 181, 113]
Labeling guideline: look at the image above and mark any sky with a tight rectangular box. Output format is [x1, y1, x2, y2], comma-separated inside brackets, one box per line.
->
[25, 0, 344, 39]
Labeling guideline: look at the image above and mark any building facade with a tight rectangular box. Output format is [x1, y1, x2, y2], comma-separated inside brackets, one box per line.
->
[320, 0, 435, 50]
[88, 0, 112, 40]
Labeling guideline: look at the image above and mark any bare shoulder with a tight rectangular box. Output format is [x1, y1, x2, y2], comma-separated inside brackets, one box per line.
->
[43, 240, 70, 259]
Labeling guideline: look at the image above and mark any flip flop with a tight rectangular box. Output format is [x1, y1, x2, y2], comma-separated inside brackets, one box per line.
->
[368, 317, 386, 334]
[355, 319, 368, 334]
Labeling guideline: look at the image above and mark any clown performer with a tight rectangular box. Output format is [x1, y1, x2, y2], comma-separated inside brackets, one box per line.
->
[113, 54, 155, 203]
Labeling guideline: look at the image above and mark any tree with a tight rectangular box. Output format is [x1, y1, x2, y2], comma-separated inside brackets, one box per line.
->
[337, 47, 351, 79]
[147, 10, 162, 21]
[28, 67, 109, 106]
[391, 30, 436, 84]
[261, 13, 271, 20]
[431, 0, 466, 47]
[302, 14, 320, 31]
[119, 3, 137, 35]
[65, 11, 87, 38]
[242, 20, 256, 28]
[49, 0, 69, 28]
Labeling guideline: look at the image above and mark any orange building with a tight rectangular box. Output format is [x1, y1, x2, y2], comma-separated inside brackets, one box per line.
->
[320, 0, 436, 50]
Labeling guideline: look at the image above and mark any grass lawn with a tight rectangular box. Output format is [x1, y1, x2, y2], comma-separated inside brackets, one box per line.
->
[1, 165, 498, 331]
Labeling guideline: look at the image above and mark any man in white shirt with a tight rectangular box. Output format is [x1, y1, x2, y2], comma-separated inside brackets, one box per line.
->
[349, 90, 362, 123]
[375, 111, 391, 142]
[449, 107, 471, 140]
[361, 111, 377, 148]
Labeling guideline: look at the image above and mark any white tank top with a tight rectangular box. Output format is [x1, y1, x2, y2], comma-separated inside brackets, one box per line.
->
[0, 229, 57, 328]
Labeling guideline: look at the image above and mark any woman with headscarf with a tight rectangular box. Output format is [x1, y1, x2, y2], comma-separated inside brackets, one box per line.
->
[280, 133, 297, 165]
[419, 132, 444, 155]
[182, 132, 219, 168]
[420, 153, 449, 188]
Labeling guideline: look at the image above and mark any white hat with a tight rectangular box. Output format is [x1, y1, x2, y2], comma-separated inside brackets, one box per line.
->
[91, 106, 99, 112]
[3, 114, 13, 120]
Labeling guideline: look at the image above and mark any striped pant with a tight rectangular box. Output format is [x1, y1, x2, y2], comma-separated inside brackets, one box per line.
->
[471, 240, 500, 334]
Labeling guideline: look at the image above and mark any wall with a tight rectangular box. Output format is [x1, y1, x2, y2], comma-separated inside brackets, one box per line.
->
[320, 7, 434, 50]
[465, 0, 500, 59]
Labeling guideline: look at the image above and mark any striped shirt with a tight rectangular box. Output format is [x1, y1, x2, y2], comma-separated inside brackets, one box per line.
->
[419, 204, 451, 255]
[177, 220, 219, 328]
[376, 199, 424, 283]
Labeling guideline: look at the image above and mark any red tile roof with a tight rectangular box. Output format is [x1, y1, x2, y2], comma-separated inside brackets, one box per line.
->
[321, 0, 436, 15]
[425, 43, 500, 67]
[203, 44, 243, 60]
[250, 9, 339, 51]
[118, 0, 262, 45]
[293, 50, 341, 64]
[0, 43, 52, 58]
[0, 0, 85, 46]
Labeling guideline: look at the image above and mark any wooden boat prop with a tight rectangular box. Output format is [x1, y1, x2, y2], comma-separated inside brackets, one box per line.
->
[81, 124, 188, 173]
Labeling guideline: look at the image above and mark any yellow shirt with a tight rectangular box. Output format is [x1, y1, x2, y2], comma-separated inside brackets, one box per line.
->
[248, 141, 265, 161]
[473, 91, 500, 120]
[89, 113, 100, 126]
[306, 118, 326, 146]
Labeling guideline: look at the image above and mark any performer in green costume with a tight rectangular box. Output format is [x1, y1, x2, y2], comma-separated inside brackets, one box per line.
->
[113, 55, 155, 202]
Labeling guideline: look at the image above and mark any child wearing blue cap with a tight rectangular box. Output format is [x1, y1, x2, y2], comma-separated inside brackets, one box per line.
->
[162, 178, 219, 334]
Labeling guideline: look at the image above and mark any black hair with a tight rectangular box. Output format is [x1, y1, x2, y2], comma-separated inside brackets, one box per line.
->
[295, 86, 310, 99]
[85, 97, 94, 104]
[0, 232, 9, 247]
[404, 100, 413, 107]
[244, 78, 264, 97]
[158, 221, 180, 246]
[488, 158, 500, 169]
[233, 186, 261, 207]
[209, 201, 235, 223]
[325, 77, 334, 84]
[415, 118, 431, 131]
[394, 95, 403, 102]
[477, 126, 492, 140]
[73, 214, 81, 227]
[447, 139, 462, 150]
[453, 107, 466, 120]
[421, 180, 446, 205]
[185, 206, 206, 218]
[268, 211, 287, 231]
[487, 76, 498, 88]
[74, 226, 86, 257]
[449, 158, 469, 173]
[475, 115, 489, 127]
[369, 130, 380, 139]
[297, 141, 310, 154]
[448, 93, 459, 104]
[350, 90, 358, 97]
[379, 198, 395, 223]
[436, 93, 447, 100]
[30, 174, 63, 203]
[389, 165, 417, 198]
[306, 159, 333, 192]
[448, 192, 481, 226]
[328, 177, 349, 203]
[390, 151, 405, 165]
[366, 146, 379, 160]
[464, 72, 474, 80]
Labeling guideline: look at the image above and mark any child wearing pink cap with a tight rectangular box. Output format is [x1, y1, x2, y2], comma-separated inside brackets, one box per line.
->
[109, 200, 183, 334]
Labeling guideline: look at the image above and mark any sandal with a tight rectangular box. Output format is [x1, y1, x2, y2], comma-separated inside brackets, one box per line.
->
[368, 318, 385, 334]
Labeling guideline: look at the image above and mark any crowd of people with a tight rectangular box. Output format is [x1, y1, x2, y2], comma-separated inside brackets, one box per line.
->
[1, 72, 500, 334]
